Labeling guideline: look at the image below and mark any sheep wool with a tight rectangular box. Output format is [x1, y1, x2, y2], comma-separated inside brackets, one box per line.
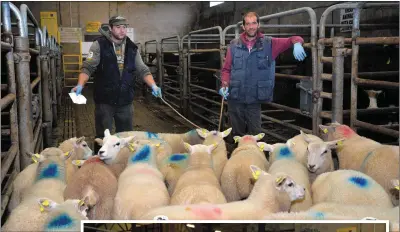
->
[159, 153, 190, 195]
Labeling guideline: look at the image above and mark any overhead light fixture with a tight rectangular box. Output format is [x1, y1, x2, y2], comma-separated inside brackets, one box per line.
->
[210, 1, 224, 7]
[187, 224, 195, 228]
[215, 230, 222, 232]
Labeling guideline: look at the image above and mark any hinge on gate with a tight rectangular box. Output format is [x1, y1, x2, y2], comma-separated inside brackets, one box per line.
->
[312, 90, 321, 103]
[13, 53, 31, 64]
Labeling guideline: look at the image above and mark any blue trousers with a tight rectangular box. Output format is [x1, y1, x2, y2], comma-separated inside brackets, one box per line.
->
[227, 101, 262, 137]
[95, 103, 133, 139]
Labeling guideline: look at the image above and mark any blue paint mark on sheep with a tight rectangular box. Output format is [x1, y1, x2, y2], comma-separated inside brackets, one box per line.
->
[38, 163, 59, 179]
[169, 154, 188, 162]
[310, 211, 325, 220]
[146, 132, 159, 139]
[348, 176, 369, 188]
[130, 145, 151, 163]
[46, 213, 74, 229]
[276, 146, 294, 160]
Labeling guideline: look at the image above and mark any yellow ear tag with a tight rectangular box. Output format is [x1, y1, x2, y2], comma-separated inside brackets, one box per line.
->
[337, 140, 343, 146]
[34, 153, 41, 158]
[79, 200, 85, 206]
[42, 200, 49, 206]
[276, 176, 284, 184]
[64, 152, 70, 156]
[202, 129, 207, 134]
[395, 186, 399, 191]
[128, 143, 135, 152]
[323, 128, 328, 134]
[252, 170, 261, 180]
[156, 143, 160, 147]
[258, 134, 262, 139]
[76, 160, 81, 165]
[32, 156, 38, 163]
[40, 206, 44, 212]
[234, 137, 239, 143]
[259, 144, 265, 152]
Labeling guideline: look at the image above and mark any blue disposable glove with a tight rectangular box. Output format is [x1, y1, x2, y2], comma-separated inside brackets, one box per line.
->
[71, 84, 83, 96]
[219, 87, 229, 100]
[151, 84, 162, 98]
[293, 42, 307, 61]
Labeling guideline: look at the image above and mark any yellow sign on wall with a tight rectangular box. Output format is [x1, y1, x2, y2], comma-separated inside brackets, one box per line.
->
[40, 11, 59, 42]
[86, 21, 102, 33]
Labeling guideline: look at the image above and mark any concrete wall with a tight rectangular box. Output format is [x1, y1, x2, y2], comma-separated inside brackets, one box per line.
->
[18, 1, 200, 49]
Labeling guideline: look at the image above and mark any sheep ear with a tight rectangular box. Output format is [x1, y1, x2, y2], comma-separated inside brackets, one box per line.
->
[196, 128, 209, 139]
[30, 153, 42, 163]
[183, 142, 192, 153]
[76, 136, 85, 144]
[253, 133, 265, 141]
[37, 198, 58, 212]
[222, 128, 232, 138]
[104, 129, 111, 138]
[233, 136, 241, 143]
[94, 138, 104, 146]
[325, 139, 345, 149]
[122, 136, 136, 146]
[300, 130, 313, 143]
[207, 142, 219, 154]
[376, 90, 382, 94]
[249, 165, 264, 180]
[275, 175, 287, 187]
[286, 139, 295, 148]
[72, 160, 85, 167]
[257, 142, 274, 152]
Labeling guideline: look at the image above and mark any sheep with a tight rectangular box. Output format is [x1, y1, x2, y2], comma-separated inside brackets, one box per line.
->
[319, 122, 399, 205]
[299, 132, 343, 183]
[391, 179, 399, 206]
[195, 127, 232, 182]
[112, 141, 170, 220]
[63, 155, 118, 220]
[259, 143, 312, 212]
[159, 153, 189, 195]
[138, 165, 305, 220]
[8, 147, 65, 212]
[95, 129, 136, 164]
[220, 133, 270, 202]
[364, 89, 382, 109]
[262, 211, 351, 220]
[280, 131, 323, 165]
[311, 169, 394, 208]
[105, 128, 205, 154]
[2, 151, 73, 231]
[9, 137, 93, 212]
[170, 142, 226, 205]
[41, 198, 89, 232]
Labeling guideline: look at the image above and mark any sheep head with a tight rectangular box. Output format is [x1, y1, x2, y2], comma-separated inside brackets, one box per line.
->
[319, 122, 356, 140]
[306, 139, 344, 173]
[97, 129, 135, 163]
[74, 136, 93, 160]
[364, 89, 382, 109]
[233, 133, 265, 146]
[196, 127, 232, 139]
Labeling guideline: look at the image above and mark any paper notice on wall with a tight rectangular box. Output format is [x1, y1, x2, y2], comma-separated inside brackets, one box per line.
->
[126, 28, 134, 42]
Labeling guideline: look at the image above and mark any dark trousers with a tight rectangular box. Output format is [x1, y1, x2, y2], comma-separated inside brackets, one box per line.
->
[94, 103, 133, 152]
[227, 101, 262, 137]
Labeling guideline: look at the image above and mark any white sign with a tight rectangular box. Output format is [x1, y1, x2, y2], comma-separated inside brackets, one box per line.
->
[127, 28, 135, 42]
[340, 8, 354, 33]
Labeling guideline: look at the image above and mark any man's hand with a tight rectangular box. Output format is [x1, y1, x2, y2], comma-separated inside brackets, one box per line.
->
[293, 42, 307, 61]
[219, 87, 229, 100]
[71, 84, 83, 96]
[151, 84, 162, 98]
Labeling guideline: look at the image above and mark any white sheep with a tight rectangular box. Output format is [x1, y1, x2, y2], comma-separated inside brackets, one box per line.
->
[112, 141, 170, 220]
[63, 156, 118, 220]
[138, 165, 305, 220]
[170, 142, 226, 205]
[110, 128, 205, 154]
[195, 127, 232, 182]
[2, 151, 73, 231]
[9, 137, 92, 212]
[312, 169, 394, 208]
[95, 129, 136, 164]
[220, 133, 270, 202]
[319, 122, 399, 205]
[364, 89, 382, 109]
[259, 142, 312, 212]
[280, 131, 323, 165]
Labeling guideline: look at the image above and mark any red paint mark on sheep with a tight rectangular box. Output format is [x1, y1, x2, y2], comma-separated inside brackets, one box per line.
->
[242, 136, 254, 142]
[338, 125, 356, 138]
[84, 156, 104, 165]
[190, 206, 223, 219]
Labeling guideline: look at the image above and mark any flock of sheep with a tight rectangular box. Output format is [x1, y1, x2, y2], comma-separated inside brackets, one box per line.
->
[1, 122, 399, 231]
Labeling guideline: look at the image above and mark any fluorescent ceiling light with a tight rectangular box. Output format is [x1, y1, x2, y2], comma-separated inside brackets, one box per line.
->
[187, 224, 195, 228]
[210, 1, 224, 7]
[215, 230, 222, 232]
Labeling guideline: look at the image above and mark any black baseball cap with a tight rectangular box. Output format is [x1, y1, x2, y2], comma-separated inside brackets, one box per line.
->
[109, 16, 128, 26]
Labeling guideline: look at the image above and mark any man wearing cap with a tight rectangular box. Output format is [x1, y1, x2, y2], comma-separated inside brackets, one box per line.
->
[71, 16, 162, 152]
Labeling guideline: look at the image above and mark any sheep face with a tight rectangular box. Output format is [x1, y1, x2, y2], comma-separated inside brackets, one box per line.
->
[364, 90, 382, 109]
[306, 139, 344, 173]
[275, 175, 306, 202]
[97, 129, 135, 162]
[74, 136, 93, 160]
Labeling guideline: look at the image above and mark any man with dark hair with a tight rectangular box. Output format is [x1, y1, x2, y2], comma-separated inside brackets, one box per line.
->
[219, 11, 307, 138]
[71, 16, 162, 152]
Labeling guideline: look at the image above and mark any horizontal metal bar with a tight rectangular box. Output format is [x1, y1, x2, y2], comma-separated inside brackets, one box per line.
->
[260, 127, 288, 142]
[163, 85, 180, 92]
[322, 71, 400, 81]
[163, 91, 181, 102]
[191, 111, 218, 127]
[190, 101, 220, 117]
[164, 78, 179, 84]
[275, 73, 311, 81]
[0, 93, 16, 111]
[188, 65, 220, 72]
[1, 41, 12, 51]
[31, 76, 40, 90]
[190, 83, 218, 95]
[29, 48, 39, 55]
[188, 49, 220, 53]
[320, 56, 333, 63]
[261, 113, 312, 134]
[320, 91, 332, 99]
[162, 64, 179, 68]
[264, 102, 312, 118]
[190, 92, 222, 106]
[2, 129, 11, 136]
[319, 37, 400, 45]
[320, 106, 399, 119]
[356, 77, 399, 89]
[261, 110, 284, 113]
[161, 50, 179, 54]
[1, 143, 18, 184]
[354, 120, 399, 138]
[262, 119, 296, 124]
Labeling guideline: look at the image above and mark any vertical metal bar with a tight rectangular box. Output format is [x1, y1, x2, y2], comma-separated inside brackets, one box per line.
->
[35, 40, 43, 152]
[156, 41, 162, 88]
[6, 51, 20, 172]
[56, 45, 62, 106]
[40, 45, 53, 147]
[187, 34, 193, 120]
[14, 36, 33, 169]
[49, 38, 58, 127]
[2, 2, 13, 44]
[350, 6, 362, 131]
[331, 37, 345, 123]
[182, 48, 188, 117]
